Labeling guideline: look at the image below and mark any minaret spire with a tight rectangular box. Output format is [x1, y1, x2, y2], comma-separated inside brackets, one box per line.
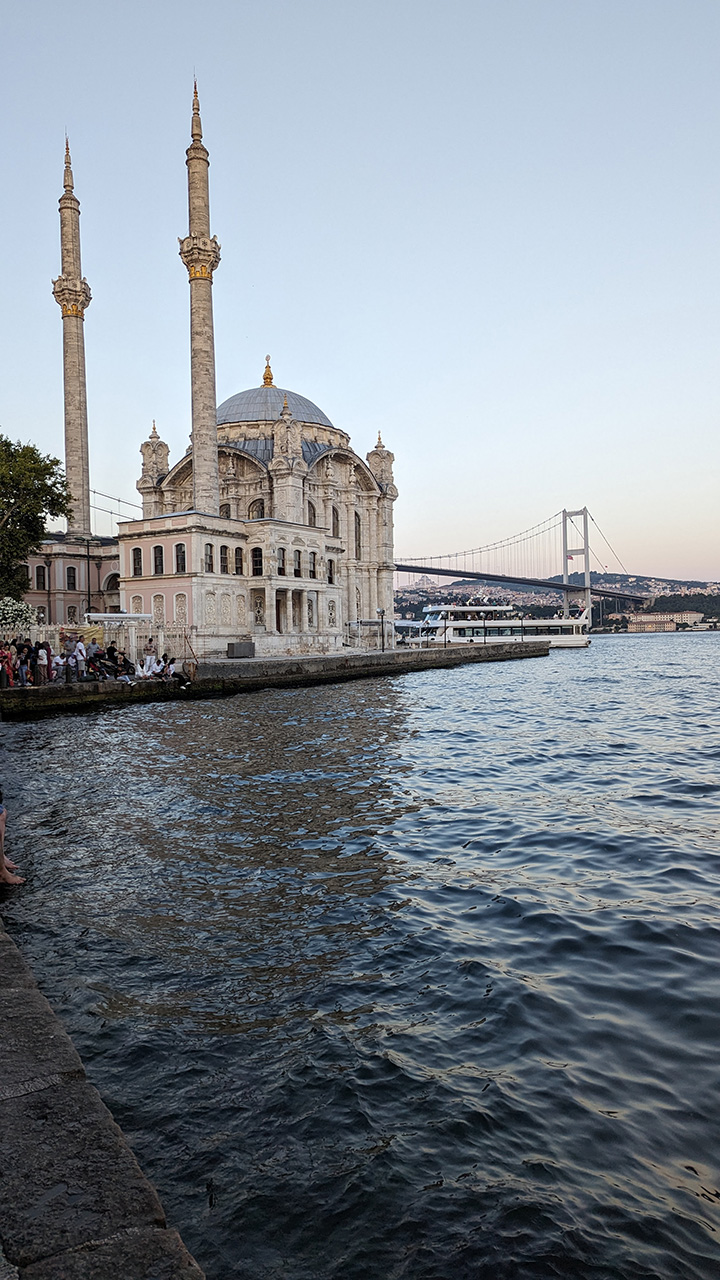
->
[52, 138, 92, 535]
[179, 84, 221, 514]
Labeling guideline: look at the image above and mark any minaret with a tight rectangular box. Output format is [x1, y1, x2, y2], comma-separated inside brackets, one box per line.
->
[178, 84, 221, 514]
[52, 140, 92, 535]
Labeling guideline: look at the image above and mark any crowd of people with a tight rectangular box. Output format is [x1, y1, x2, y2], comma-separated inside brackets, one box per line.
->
[0, 635, 192, 690]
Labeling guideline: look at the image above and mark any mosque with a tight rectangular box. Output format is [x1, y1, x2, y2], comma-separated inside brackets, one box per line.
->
[24, 89, 398, 655]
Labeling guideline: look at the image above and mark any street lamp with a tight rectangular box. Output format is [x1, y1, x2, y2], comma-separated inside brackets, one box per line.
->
[375, 607, 386, 652]
[440, 610, 448, 648]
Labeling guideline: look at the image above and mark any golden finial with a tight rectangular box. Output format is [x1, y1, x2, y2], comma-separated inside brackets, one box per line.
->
[283, 393, 288, 409]
[263, 355, 274, 387]
[150, 419, 158, 438]
[376, 432, 384, 448]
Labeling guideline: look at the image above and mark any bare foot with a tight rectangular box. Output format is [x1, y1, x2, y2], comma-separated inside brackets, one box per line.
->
[4, 859, 19, 871]
[0, 871, 25, 885]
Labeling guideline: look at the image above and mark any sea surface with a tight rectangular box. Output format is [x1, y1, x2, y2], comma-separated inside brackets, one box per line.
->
[2, 634, 720, 1279]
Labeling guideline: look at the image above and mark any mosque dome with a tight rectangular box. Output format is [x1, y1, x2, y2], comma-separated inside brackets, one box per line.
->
[216, 385, 333, 429]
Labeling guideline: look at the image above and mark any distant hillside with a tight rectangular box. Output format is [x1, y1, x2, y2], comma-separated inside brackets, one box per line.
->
[646, 594, 720, 618]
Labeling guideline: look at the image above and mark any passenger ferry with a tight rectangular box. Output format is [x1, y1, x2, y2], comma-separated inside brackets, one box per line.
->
[397, 602, 590, 649]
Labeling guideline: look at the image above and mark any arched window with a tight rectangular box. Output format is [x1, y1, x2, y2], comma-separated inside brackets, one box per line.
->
[219, 503, 231, 519]
[35, 565, 46, 591]
[220, 545, 229, 574]
[153, 545, 164, 575]
[327, 558, 335, 585]
[307, 500, 316, 527]
[251, 547, 263, 576]
[66, 566, 77, 591]
[277, 548, 286, 575]
[175, 543, 186, 573]
[331, 506, 340, 538]
[132, 547, 142, 577]
[308, 552, 317, 580]
[67, 605, 78, 624]
[354, 511, 362, 559]
[234, 547, 244, 575]
[249, 499, 265, 520]
[293, 550, 302, 578]
[204, 543, 214, 572]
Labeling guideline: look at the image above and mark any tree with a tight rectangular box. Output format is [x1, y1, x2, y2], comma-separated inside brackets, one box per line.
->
[0, 435, 73, 599]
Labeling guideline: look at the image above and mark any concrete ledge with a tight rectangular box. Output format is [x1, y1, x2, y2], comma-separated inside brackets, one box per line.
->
[0, 927, 205, 1279]
[0, 642, 549, 722]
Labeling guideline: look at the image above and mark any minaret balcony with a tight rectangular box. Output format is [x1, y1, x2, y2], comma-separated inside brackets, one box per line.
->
[179, 233, 221, 279]
[52, 275, 91, 317]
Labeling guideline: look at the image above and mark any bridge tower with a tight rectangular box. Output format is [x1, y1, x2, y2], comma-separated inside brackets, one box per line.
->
[562, 507, 591, 617]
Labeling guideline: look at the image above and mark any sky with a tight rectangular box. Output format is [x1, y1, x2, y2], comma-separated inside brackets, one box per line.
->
[3, 0, 719, 580]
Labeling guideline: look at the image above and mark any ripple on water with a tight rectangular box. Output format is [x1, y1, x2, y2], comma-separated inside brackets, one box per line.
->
[2, 635, 720, 1278]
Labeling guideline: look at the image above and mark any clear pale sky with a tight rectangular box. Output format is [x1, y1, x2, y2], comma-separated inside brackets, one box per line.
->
[3, 0, 719, 579]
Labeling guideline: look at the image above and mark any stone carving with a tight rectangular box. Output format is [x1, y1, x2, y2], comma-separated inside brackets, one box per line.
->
[307, 595, 315, 628]
[175, 593, 188, 625]
[253, 593, 265, 625]
[237, 595, 246, 626]
[152, 593, 165, 625]
[328, 600, 336, 627]
[220, 593, 231, 626]
[205, 593, 217, 624]
[131, 595, 143, 614]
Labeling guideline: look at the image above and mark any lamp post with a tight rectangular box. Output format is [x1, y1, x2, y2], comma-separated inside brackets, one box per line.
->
[440, 610, 448, 648]
[43, 556, 52, 625]
[376, 607, 385, 652]
[85, 539, 92, 619]
[95, 557, 103, 614]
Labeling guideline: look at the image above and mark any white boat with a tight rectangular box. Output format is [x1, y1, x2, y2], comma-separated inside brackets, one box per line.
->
[396, 601, 590, 649]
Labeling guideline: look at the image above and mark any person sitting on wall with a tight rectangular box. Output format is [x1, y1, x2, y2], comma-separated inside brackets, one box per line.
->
[167, 657, 191, 689]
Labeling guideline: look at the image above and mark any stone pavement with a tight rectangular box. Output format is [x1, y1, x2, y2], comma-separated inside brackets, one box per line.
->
[0, 925, 205, 1279]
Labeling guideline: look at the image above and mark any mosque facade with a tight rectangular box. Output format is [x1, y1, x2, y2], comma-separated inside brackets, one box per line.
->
[25, 90, 397, 656]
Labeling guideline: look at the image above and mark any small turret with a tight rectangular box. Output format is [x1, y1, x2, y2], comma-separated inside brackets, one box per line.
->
[366, 432, 395, 487]
[137, 421, 170, 517]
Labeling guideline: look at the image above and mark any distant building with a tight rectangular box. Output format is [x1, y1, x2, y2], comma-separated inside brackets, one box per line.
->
[627, 611, 704, 632]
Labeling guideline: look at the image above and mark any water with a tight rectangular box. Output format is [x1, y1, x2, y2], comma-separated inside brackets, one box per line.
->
[2, 634, 720, 1279]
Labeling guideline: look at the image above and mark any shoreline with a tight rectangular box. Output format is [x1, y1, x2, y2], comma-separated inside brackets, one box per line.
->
[0, 642, 549, 722]
[0, 920, 205, 1280]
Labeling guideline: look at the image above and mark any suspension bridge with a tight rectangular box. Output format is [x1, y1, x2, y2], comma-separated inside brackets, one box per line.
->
[395, 508, 647, 610]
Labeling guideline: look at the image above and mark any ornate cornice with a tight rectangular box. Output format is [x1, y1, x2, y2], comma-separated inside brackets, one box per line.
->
[179, 233, 221, 280]
[52, 275, 92, 317]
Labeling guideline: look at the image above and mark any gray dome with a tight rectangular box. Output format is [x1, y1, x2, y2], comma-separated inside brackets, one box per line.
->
[216, 385, 333, 428]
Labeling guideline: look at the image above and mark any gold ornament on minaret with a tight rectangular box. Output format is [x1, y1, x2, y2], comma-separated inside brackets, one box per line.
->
[263, 355, 274, 387]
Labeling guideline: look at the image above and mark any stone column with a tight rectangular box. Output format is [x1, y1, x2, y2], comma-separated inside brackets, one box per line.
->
[179, 85, 221, 516]
[52, 141, 92, 536]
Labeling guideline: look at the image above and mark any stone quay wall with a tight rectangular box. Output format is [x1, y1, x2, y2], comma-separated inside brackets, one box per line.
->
[0, 922, 205, 1279]
[0, 642, 549, 722]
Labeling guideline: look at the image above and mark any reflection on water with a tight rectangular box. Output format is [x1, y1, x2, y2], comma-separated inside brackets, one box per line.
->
[3, 636, 720, 1279]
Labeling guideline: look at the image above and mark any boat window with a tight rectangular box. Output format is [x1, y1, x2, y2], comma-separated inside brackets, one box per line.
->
[456, 628, 466, 637]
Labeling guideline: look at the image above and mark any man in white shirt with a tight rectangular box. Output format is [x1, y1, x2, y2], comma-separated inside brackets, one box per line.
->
[75, 638, 86, 678]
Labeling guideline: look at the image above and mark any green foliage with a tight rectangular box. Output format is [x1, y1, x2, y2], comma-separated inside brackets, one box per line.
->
[0, 596, 37, 634]
[648, 594, 720, 619]
[0, 435, 73, 599]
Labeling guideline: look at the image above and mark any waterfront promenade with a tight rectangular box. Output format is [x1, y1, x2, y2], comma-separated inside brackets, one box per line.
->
[0, 641, 548, 721]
